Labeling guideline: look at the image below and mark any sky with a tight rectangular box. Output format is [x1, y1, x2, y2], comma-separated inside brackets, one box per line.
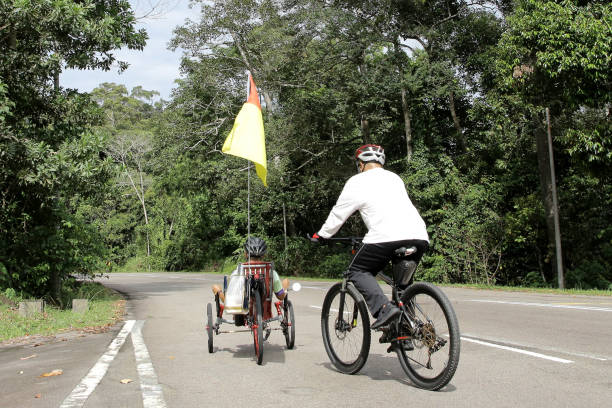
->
[61, 1, 197, 101]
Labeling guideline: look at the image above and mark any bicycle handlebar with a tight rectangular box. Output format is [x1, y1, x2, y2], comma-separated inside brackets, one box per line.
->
[324, 236, 363, 242]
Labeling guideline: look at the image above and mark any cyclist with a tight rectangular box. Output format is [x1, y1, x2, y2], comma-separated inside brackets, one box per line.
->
[212, 237, 289, 305]
[310, 144, 429, 330]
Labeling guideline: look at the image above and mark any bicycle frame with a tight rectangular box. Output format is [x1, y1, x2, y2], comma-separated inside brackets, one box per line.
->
[327, 237, 419, 335]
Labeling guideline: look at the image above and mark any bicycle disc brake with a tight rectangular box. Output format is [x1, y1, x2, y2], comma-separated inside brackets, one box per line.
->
[334, 318, 352, 340]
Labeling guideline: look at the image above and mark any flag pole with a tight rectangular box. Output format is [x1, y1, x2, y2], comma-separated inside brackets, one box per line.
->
[246, 71, 251, 264]
[247, 160, 251, 263]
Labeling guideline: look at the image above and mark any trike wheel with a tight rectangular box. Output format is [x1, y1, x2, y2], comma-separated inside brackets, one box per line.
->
[206, 303, 214, 353]
[283, 299, 295, 349]
[396, 282, 460, 390]
[252, 290, 264, 365]
[321, 282, 370, 374]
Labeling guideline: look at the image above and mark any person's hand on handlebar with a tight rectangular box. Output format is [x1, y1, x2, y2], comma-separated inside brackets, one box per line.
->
[307, 232, 326, 244]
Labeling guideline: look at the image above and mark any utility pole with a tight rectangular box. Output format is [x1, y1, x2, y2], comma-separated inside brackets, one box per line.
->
[546, 108, 564, 289]
[281, 176, 288, 269]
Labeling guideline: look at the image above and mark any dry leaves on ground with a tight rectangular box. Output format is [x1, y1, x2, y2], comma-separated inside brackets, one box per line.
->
[120, 378, 133, 384]
[40, 369, 63, 377]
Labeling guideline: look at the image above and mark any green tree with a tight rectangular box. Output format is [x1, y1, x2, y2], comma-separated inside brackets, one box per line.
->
[109, 0, 611, 291]
[492, 0, 612, 287]
[0, 1, 146, 301]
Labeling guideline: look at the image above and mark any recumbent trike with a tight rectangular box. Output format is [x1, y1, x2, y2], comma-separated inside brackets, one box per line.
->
[206, 261, 299, 365]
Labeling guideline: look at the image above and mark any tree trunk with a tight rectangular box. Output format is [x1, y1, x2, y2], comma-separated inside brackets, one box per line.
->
[401, 87, 413, 160]
[360, 115, 370, 144]
[230, 31, 273, 110]
[534, 114, 560, 283]
[263, 92, 273, 111]
[9, 28, 16, 48]
[123, 164, 150, 258]
[138, 169, 151, 258]
[48, 268, 61, 306]
[393, 37, 413, 160]
[449, 90, 465, 152]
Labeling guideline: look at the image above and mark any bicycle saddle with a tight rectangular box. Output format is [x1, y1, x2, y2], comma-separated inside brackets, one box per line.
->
[393, 246, 417, 258]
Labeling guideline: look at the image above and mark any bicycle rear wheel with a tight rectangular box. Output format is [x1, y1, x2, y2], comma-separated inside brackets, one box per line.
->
[321, 282, 371, 374]
[251, 290, 264, 365]
[396, 282, 460, 390]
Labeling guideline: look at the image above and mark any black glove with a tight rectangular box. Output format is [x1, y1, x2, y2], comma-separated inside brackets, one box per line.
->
[307, 232, 325, 244]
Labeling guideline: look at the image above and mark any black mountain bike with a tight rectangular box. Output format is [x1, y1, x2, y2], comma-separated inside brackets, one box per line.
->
[319, 237, 460, 390]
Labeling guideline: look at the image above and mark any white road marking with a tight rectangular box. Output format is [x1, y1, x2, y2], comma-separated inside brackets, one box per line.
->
[311, 303, 578, 363]
[468, 299, 612, 312]
[59, 320, 136, 408]
[310, 305, 342, 313]
[60, 320, 167, 408]
[312, 304, 590, 364]
[461, 332, 609, 361]
[300, 285, 327, 290]
[131, 321, 167, 408]
[460, 335, 574, 364]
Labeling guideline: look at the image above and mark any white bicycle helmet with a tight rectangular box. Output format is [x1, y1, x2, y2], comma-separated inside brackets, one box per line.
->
[355, 144, 385, 165]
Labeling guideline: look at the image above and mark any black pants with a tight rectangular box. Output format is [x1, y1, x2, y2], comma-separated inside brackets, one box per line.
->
[347, 239, 428, 318]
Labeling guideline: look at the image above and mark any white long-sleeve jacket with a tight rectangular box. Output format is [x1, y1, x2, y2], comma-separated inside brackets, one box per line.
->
[317, 168, 429, 244]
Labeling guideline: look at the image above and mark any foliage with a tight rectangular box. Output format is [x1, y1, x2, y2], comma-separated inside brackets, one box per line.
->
[0, 0, 146, 299]
[119, 0, 609, 290]
[2, 0, 611, 293]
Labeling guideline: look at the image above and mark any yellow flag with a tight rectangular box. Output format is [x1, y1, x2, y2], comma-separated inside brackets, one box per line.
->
[222, 74, 267, 186]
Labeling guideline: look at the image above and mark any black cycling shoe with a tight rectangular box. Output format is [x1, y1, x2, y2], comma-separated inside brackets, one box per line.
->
[371, 304, 401, 330]
[379, 330, 391, 343]
[387, 340, 414, 353]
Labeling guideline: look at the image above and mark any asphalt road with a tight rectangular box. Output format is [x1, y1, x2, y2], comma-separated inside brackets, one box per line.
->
[1, 272, 611, 408]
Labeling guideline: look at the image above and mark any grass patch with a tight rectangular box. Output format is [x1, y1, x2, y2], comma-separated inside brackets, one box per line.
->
[0, 282, 125, 342]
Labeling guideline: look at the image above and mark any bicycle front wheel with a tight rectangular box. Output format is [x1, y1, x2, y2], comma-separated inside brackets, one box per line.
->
[206, 303, 214, 353]
[282, 299, 295, 349]
[321, 282, 371, 374]
[396, 282, 460, 390]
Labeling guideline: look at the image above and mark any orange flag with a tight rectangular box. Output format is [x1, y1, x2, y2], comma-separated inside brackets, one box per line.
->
[222, 74, 267, 186]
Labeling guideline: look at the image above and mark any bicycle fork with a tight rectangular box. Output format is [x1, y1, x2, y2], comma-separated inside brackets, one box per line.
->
[337, 278, 359, 331]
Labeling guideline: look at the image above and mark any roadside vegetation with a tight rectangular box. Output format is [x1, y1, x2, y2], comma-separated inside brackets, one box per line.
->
[1, 0, 611, 309]
[438, 283, 612, 297]
[0, 283, 124, 342]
